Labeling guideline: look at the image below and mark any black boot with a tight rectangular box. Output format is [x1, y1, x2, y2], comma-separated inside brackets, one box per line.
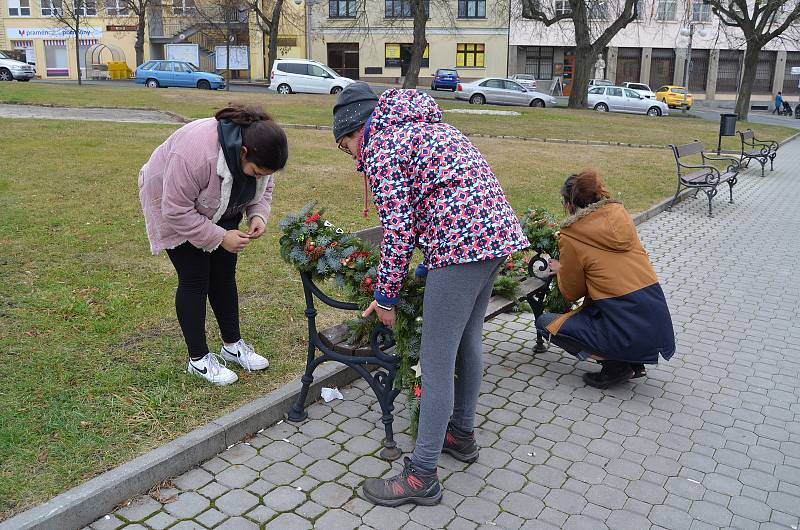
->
[630, 363, 647, 379]
[442, 423, 480, 463]
[583, 360, 634, 389]
[361, 457, 442, 507]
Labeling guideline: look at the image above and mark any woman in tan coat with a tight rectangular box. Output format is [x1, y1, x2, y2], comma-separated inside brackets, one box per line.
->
[536, 169, 676, 388]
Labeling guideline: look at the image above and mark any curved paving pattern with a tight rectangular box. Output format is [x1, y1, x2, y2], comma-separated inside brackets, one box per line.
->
[91, 144, 800, 529]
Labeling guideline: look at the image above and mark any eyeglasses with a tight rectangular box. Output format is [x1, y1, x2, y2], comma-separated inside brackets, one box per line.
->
[338, 141, 352, 156]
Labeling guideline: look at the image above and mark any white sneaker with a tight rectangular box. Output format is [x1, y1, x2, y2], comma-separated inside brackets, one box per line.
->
[220, 339, 269, 371]
[187, 353, 238, 386]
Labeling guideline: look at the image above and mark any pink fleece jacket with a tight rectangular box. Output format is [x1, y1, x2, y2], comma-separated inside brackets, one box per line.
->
[138, 118, 274, 254]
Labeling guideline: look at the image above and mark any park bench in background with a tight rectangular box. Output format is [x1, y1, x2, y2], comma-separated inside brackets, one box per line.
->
[739, 128, 778, 177]
[286, 225, 552, 460]
[669, 140, 741, 217]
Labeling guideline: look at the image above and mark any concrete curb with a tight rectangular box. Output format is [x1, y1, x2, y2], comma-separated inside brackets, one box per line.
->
[0, 363, 361, 530]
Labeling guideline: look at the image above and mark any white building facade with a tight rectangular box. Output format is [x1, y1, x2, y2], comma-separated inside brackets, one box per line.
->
[509, 0, 800, 99]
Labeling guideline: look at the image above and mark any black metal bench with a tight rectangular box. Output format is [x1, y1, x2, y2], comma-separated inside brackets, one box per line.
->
[739, 128, 778, 177]
[668, 140, 740, 217]
[286, 225, 553, 460]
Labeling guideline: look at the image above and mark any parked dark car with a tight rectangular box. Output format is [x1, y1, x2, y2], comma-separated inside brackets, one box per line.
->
[431, 68, 460, 91]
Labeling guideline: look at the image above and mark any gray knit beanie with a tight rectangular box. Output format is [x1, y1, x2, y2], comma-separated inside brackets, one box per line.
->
[332, 82, 379, 142]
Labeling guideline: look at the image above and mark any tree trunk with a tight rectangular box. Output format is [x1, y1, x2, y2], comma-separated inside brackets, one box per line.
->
[135, 8, 146, 67]
[266, 0, 283, 85]
[75, 19, 82, 86]
[568, 45, 594, 109]
[735, 43, 760, 121]
[402, 0, 427, 89]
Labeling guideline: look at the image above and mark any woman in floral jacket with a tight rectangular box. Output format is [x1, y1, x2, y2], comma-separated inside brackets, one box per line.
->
[332, 82, 529, 507]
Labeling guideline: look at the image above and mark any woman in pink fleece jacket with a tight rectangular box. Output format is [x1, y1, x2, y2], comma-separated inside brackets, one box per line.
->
[138, 103, 288, 385]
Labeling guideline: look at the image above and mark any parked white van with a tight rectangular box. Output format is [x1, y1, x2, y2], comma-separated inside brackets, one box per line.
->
[0, 51, 35, 81]
[270, 59, 355, 95]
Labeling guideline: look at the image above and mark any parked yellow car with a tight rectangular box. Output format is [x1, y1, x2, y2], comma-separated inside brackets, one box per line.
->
[656, 85, 693, 109]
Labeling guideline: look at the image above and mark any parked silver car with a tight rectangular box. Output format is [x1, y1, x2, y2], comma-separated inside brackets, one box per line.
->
[587, 85, 670, 116]
[456, 77, 557, 107]
[510, 73, 537, 90]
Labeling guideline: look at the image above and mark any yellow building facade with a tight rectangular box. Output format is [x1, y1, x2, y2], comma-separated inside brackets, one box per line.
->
[308, 0, 510, 83]
[0, 0, 508, 82]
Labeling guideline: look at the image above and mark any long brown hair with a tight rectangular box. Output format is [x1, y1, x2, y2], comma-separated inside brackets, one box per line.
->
[560, 168, 611, 211]
[215, 103, 288, 171]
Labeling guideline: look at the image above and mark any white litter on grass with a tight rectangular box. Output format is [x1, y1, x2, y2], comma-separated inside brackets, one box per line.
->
[296, 486, 303, 491]
[282, 438, 291, 443]
[527, 452, 536, 457]
[105, 516, 110, 520]
[227, 444, 234, 450]
[446, 108, 522, 116]
[687, 478, 701, 484]
[257, 428, 264, 433]
[321, 387, 344, 403]
[277, 420, 284, 425]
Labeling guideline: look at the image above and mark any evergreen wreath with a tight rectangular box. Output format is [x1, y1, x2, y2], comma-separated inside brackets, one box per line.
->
[280, 202, 568, 437]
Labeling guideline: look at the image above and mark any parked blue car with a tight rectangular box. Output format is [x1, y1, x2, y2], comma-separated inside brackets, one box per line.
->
[135, 60, 226, 90]
[431, 68, 460, 91]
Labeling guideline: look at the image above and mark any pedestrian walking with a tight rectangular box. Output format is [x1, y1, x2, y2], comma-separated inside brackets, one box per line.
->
[138, 103, 288, 385]
[773, 91, 784, 114]
[535, 169, 676, 388]
[332, 82, 529, 507]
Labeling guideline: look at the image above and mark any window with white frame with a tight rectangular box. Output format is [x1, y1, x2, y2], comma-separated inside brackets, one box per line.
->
[458, 0, 486, 17]
[554, 0, 571, 15]
[173, 0, 196, 15]
[41, 0, 62, 16]
[588, 0, 607, 19]
[8, 0, 31, 16]
[691, 0, 710, 21]
[75, 0, 97, 16]
[106, 0, 128, 15]
[655, 0, 676, 20]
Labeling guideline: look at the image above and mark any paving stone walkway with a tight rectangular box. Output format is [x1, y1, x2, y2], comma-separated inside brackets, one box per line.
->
[92, 143, 800, 529]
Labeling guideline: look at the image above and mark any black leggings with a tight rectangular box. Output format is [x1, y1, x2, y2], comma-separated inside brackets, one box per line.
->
[166, 221, 241, 360]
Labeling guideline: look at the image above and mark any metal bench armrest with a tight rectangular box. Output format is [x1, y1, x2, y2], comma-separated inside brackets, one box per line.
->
[301, 272, 360, 311]
[752, 137, 778, 150]
[678, 163, 722, 185]
[701, 153, 741, 172]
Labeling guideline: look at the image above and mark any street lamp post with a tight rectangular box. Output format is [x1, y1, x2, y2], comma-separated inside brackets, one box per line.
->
[293, 0, 312, 60]
[679, 22, 707, 113]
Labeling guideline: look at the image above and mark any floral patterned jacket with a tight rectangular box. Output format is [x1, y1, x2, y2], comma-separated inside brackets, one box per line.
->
[358, 89, 529, 305]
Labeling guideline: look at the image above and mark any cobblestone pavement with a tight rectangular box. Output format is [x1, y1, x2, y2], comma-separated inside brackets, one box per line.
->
[0, 103, 183, 124]
[91, 145, 800, 529]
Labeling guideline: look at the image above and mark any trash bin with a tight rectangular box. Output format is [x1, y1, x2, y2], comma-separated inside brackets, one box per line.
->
[717, 113, 737, 153]
[719, 113, 738, 136]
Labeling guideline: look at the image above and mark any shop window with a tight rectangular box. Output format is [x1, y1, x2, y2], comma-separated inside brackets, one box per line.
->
[524, 46, 554, 80]
[44, 40, 68, 76]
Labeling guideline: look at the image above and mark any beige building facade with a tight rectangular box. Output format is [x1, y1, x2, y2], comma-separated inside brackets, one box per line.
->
[307, 0, 510, 83]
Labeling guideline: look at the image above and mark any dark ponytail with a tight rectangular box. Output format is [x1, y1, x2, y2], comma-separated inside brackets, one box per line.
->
[561, 168, 611, 210]
[215, 102, 288, 171]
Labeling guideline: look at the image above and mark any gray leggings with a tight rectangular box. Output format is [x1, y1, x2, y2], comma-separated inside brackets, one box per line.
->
[411, 257, 504, 472]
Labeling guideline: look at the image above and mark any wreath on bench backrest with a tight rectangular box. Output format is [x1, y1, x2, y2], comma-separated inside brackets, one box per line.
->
[280, 202, 567, 436]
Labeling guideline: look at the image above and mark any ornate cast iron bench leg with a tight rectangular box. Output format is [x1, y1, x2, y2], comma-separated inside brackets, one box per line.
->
[527, 251, 554, 354]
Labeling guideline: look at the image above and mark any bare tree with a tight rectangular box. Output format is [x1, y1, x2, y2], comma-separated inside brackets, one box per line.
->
[105, 0, 158, 66]
[704, 0, 800, 119]
[195, 0, 251, 89]
[335, 0, 455, 88]
[520, 0, 638, 108]
[52, 0, 98, 85]
[250, 0, 303, 83]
